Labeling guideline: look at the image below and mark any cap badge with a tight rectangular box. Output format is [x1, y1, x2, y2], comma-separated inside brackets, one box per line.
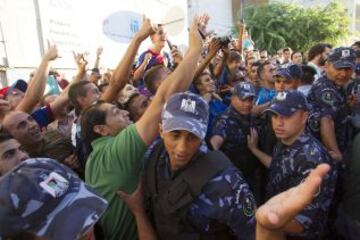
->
[180, 98, 196, 113]
[243, 83, 251, 90]
[40, 172, 69, 198]
[341, 49, 350, 58]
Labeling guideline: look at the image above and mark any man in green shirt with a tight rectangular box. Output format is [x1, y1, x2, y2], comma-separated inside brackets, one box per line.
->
[81, 17, 204, 240]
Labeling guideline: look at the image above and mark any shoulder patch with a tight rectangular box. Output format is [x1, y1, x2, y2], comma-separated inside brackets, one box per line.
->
[321, 91, 335, 105]
[242, 192, 256, 217]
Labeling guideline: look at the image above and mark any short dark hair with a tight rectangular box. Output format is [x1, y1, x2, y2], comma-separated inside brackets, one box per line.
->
[68, 80, 92, 115]
[144, 65, 167, 95]
[0, 129, 13, 144]
[228, 50, 242, 63]
[257, 60, 272, 78]
[308, 43, 332, 61]
[352, 41, 360, 48]
[80, 101, 107, 144]
[291, 51, 302, 60]
[301, 65, 316, 85]
[193, 72, 211, 89]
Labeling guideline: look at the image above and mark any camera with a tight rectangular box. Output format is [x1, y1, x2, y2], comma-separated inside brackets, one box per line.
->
[215, 36, 232, 47]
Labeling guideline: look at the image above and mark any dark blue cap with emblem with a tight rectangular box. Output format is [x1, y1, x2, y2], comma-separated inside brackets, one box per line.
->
[233, 81, 256, 100]
[274, 68, 292, 81]
[265, 90, 310, 117]
[327, 47, 356, 69]
[0, 158, 108, 240]
[162, 92, 209, 140]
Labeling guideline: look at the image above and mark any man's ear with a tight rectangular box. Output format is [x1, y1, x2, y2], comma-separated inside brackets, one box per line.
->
[93, 124, 110, 137]
[159, 123, 164, 139]
[303, 111, 309, 125]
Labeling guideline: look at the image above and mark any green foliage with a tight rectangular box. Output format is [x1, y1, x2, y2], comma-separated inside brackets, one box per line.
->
[238, 1, 350, 54]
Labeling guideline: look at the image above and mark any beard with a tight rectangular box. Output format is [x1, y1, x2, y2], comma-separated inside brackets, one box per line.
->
[319, 56, 326, 66]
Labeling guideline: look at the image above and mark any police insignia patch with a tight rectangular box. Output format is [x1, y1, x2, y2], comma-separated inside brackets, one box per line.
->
[276, 91, 287, 101]
[308, 112, 320, 132]
[321, 91, 334, 105]
[40, 172, 69, 198]
[243, 193, 255, 217]
[180, 98, 196, 113]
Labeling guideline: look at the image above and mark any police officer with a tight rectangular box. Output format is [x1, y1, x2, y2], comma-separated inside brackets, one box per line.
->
[144, 92, 256, 240]
[307, 47, 357, 161]
[210, 81, 263, 203]
[247, 90, 337, 239]
[0, 158, 108, 240]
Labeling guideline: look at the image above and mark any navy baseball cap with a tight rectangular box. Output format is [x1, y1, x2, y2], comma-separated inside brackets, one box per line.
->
[233, 81, 256, 100]
[327, 47, 356, 69]
[265, 90, 310, 117]
[288, 64, 303, 79]
[274, 68, 292, 81]
[0, 158, 108, 240]
[10, 79, 28, 93]
[161, 92, 209, 140]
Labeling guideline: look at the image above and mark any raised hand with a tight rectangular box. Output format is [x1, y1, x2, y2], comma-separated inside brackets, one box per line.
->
[136, 16, 157, 41]
[117, 179, 145, 215]
[44, 41, 60, 61]
[256, 164, 330, 230]
[188, 16, 204, 54]
[96, 46, 104, 57]
[72, 51, 88, 69]
[208, 38, 221, 57]
[247, 128, 259, 151]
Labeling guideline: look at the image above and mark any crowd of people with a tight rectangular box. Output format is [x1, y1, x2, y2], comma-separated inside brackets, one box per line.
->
[0, 14, 359, 240]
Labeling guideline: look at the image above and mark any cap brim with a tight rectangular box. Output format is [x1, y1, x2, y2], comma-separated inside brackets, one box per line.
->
[34, 181, 108, 240]
[162, 117, 207, 140]
[239, 93, 256, 100]
[264, 104, 294, 117]
[332, 61, 355, 69]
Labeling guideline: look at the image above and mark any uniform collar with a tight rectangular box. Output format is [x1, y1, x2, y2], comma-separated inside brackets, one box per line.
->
[320, 75, 344, 90]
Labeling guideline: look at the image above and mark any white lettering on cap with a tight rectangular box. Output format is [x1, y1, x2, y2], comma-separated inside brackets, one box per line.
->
[243, 83, 251, 90]
[180, 98, 196, 113]
[342, 49, 350, 58]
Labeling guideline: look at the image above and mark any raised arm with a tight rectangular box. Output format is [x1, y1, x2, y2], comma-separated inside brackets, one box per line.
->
[136, 16, 204, 145]
[100, 18, 155, 103]
[236, 23, 245, 53]
[94, 47, 103, 69]
[194, 39, 221, 80]
[72, 52, 88, 83]
[212, 48, 229, 78]
[16, 44, 59, 113]
[132, 53, 152, 83]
